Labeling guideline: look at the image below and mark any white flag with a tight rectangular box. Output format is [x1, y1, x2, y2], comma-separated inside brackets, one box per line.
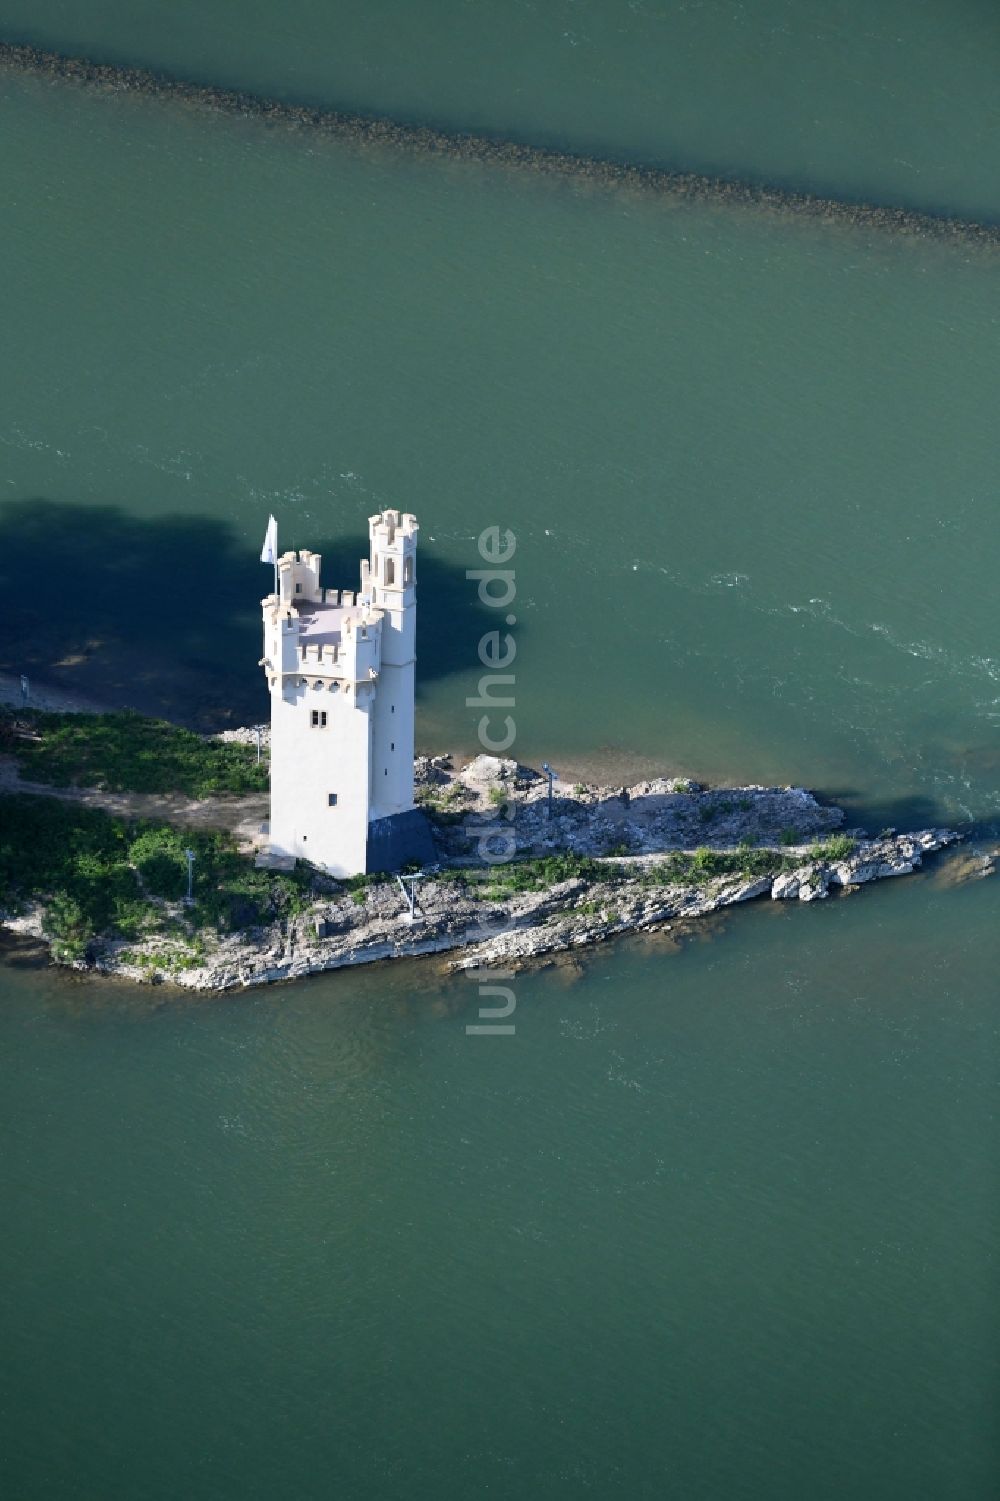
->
[260, 514, 277, 565]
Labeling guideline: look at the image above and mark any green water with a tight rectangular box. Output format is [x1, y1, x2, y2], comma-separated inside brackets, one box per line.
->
[2, 872, 999, 1499]
[1, 6, 999, 1496]
[2, 72, 998, 822]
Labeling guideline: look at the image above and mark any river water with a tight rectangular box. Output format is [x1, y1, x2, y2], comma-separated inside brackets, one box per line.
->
[1, 7, 998, 1497]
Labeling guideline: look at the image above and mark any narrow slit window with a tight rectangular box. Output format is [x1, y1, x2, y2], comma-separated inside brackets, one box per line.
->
[403, 556, 413, 585]
[384, 557, 396, 586]
[328, 793, 338, 807]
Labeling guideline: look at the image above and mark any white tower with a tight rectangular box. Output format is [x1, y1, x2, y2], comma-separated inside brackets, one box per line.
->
[260, 509, 426, 878]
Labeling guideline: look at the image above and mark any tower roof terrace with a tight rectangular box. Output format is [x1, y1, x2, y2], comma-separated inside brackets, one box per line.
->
[291, 593, 381, 650]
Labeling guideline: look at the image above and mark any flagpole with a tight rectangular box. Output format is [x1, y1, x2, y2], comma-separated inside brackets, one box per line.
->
[261, 514, 279, 597]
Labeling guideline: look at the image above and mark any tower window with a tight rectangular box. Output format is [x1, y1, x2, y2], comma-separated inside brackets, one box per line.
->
[384, 557, 396, 586]
[403, 556, 413, 584]
[391, 704, 395, 714]
[295, 582, 302, 593]
[390, 742, 395, 751]
[311, 709, 328, 728]
[328, 793, 338, 807]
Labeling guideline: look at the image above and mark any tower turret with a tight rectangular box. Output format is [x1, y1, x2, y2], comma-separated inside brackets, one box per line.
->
[367, 510, 418, 821]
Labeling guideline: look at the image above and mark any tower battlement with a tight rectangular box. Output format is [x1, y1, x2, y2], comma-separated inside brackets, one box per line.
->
[369, 508, 418, 544]
[275, 549, 323, 607]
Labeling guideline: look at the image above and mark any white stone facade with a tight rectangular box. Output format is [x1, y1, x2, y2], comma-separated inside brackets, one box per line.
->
[260, 510, 418, 876]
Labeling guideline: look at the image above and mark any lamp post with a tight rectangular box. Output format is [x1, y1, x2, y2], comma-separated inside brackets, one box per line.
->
[183, 849, 196, 906]
[541, 763, 558, 818]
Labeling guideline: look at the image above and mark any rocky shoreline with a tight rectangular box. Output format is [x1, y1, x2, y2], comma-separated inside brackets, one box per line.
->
[2, 41, 997, 252]
[3, 750, 976, 993]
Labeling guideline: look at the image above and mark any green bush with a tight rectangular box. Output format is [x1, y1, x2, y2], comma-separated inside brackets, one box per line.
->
[43, 893, 90, 961]
[139, 851, 188, 900]
[809, 834, 857, 863]
[636, 846, 794, 888]
[129, 828, 189, 899]
[10, 709, 268, 797]
[692, 846, 722, 877]
[0, 794, 316, 956]
[439, 850, 601, 899]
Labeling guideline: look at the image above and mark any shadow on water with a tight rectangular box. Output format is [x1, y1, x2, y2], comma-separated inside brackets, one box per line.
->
[0, 499, 496, 730]
[822, 787, 973, 836]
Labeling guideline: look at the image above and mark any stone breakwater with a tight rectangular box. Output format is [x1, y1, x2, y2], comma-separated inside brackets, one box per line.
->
[2, 41, 998, 252]
[4, 752, 967, 993]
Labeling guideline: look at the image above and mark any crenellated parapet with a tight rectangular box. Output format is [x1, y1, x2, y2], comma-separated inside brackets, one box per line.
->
[260, 589, 384, 691]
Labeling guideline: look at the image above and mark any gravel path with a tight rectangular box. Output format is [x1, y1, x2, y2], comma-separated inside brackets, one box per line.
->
[0, 756, 268, 846]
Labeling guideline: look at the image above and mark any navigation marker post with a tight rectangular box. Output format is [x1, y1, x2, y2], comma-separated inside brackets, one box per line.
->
[542, 762, 558, 818]
[395, 872, 425, 924]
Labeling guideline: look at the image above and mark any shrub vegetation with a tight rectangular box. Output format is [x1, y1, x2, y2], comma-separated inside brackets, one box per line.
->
[6, 709, 268, 796]
[0, 794, 311, 960]
[808, 834, 857, 862]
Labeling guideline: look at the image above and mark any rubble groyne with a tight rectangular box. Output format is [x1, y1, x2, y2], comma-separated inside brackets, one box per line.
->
[2, 41, 998, 251]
